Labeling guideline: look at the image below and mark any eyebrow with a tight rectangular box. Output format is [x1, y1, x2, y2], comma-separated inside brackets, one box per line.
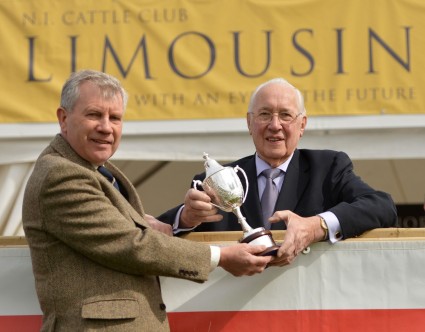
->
[257, 107, 292, 113]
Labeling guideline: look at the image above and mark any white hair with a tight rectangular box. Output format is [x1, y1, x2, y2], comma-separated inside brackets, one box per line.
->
[60, 69, 128, 112]
[247, 78, 306, 114]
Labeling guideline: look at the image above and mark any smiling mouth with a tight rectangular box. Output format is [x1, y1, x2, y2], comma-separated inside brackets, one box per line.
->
[92, 139, 112, 145]
[267, 137, 284, 142]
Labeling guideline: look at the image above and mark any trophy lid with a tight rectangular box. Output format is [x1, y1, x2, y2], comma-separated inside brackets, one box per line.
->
[203, 152, 225, 178]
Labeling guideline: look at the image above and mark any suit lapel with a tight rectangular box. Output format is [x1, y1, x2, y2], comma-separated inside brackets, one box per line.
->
[239, 157, 264, 229]
[271, 150, 310, 229]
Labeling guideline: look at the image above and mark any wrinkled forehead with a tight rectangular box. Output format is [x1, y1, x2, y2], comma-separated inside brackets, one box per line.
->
[253, 83, 298, 110]
[80, 81, 121, 98]
[69, 82, 124, 115]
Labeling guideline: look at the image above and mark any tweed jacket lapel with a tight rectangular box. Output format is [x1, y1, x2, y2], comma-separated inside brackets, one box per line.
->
[104, 161, 145, 217]
[50, 134, 146, 224]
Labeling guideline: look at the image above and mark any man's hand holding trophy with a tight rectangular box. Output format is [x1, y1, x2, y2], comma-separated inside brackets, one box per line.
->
[193, 153, 280, 256]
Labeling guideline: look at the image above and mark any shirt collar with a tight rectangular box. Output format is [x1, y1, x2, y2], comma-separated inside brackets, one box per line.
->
[255, 152, 294, 177]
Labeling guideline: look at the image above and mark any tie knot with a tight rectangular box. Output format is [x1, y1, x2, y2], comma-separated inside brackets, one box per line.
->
[262, 168, 281, 180]
[98, 166, 121, 192]
[98, 166, 114, 182]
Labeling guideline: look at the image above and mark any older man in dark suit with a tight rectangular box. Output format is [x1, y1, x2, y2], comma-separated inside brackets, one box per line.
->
[158, 78, 397, 266]
[22, 70, 272, 331]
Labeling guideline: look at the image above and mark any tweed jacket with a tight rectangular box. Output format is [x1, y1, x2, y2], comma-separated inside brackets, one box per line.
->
[22, 134, 211, 332]
[159, 150, 397, 238]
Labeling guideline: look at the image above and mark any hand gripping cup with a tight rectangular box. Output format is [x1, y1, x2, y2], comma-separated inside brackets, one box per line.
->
[193, 153, 280, 256]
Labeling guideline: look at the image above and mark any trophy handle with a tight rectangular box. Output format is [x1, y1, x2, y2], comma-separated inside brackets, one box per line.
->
[192, 179, 202, 190]
[234, 166, 248, 204]
[192, 179, 223, 210]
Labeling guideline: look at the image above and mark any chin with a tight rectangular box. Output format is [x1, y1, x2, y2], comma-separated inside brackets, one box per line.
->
[267, 149, 286, 158]
[91, 154, 111, 166]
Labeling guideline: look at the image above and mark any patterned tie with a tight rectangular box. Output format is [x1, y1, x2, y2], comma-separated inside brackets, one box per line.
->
[261, 168, 281, 229]
[98, 166, 120, 191]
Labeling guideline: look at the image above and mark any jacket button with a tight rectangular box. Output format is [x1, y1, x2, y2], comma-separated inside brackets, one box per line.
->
[159, 303, 166, 310]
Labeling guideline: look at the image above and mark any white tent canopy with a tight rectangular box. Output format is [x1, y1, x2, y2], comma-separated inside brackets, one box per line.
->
[2, 114, 425, 163]
[1, 114, 425, 236]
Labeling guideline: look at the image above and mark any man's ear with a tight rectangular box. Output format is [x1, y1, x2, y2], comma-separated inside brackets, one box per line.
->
[299, 115, 307, 137]
[57, 107, 68, 134]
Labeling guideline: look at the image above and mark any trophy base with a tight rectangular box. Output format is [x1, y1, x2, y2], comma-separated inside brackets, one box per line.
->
[239, 227, 280, 256]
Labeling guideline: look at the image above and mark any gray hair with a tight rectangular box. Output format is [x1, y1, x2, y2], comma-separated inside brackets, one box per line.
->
[247, 78, 306, 114]
[60, 70, 128, 112]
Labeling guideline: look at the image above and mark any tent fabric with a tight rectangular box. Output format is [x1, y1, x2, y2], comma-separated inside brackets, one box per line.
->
[1, 115, 425, 164]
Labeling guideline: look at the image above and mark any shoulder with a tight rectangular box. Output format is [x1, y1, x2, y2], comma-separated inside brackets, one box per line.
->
[293, 149, 353, 173]
[36, 150, 93, 178]
[297, 149, 350, 163]
[30, 150, 98, 198]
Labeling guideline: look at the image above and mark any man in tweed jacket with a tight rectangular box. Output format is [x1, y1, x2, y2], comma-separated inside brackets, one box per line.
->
[22, 70, 272, 331]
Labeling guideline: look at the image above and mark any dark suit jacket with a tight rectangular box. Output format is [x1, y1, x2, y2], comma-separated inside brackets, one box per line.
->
[159, 150, 397, 238]
[23, 135, 211, 332]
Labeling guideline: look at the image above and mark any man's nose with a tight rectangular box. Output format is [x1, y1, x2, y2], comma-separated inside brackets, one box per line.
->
[98, 117, 113, 132]
[269, 113, 281, 127]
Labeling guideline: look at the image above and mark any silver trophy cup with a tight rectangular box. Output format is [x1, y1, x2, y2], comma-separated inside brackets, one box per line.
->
[193, 153, 279, 256]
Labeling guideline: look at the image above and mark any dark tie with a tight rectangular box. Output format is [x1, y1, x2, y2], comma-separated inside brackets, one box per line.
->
[98, 166, 120, 191]
[261, 168, 281, 229]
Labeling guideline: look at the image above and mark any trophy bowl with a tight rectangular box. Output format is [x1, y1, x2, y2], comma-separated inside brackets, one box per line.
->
[193, 153, 280, 256]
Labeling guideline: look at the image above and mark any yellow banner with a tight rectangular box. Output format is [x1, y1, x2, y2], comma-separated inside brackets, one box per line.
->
[1, 0, 424, 123]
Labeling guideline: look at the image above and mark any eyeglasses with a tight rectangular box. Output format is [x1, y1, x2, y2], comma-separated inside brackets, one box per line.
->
[249, 111, 303, 125]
